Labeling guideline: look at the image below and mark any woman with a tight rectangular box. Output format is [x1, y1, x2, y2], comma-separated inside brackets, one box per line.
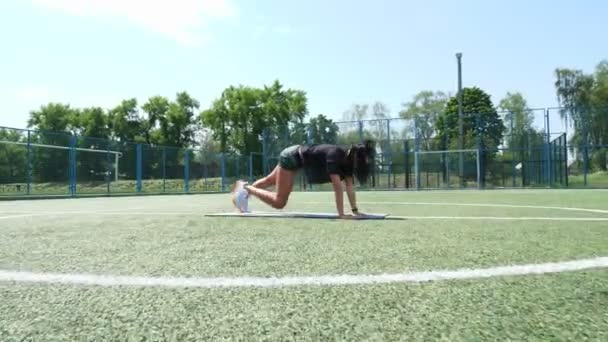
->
[232, 140, 375, 219]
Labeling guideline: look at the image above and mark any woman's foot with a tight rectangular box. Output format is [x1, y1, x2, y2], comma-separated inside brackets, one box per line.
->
[231, 180, 250, 213]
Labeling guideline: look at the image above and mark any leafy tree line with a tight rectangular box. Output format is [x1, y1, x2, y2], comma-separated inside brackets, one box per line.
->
[555, 61, 608, 171]
[2, 59, 608, 186]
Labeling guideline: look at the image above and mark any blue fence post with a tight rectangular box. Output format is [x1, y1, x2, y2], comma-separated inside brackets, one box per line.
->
[162, 147, 167, 193]
[414, 120, 420, 190]
[262, 129, 268, 174]
[106, 143, 110, 194]
[358, 121, 364, 141]
[235, 156, 240, 181]
[220, 153, 226, 192]
[184, 149, 190, 193]
[248, 153, 253, 183]
[442, 118, 449, 188]
[545, 109, 552, 186]
[386, 119, 392, 188]
[475, 114, 482, 189]
[582, 121, 589, 186]
[306, 124, 312, 144]
[26, 130, 31, 195]
[69, 135, 77, 197]
[136, 144, 142, 193]
[403, 140, 409, 189]
[510, 112, 515, 187]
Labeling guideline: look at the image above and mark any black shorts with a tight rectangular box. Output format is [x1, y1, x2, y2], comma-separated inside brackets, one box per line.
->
[278, 145, 302, 171]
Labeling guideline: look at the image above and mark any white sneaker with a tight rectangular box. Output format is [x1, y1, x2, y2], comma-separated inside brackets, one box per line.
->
[231, 180, 250, 213]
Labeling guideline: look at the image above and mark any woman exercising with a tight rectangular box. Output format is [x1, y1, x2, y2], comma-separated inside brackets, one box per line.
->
[231, 140, 375, 219]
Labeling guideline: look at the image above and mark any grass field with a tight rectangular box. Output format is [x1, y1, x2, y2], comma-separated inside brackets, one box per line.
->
[1, 190, 608, 341]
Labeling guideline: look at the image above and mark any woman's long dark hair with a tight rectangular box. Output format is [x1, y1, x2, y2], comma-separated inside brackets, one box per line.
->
[349, 139, 375, 185]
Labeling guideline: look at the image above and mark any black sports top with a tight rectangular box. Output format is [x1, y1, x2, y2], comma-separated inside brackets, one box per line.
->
[298, 144, 354, 184]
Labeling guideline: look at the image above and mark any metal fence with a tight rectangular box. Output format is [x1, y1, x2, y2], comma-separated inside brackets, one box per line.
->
[1, 107, 607, 197]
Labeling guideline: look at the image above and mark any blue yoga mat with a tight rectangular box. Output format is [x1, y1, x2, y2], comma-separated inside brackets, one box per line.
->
[204, 211, 388, 219]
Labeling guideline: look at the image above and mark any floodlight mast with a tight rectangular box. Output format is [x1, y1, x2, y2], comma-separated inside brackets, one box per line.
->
[456, 52, 464, 186]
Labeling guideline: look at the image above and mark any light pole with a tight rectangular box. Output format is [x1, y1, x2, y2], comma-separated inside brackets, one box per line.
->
[456, 52, 464, 187]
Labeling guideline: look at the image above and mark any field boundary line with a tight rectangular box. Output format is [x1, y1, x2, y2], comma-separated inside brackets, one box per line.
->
[303, 201, 608, 215]
[2, 212, 608, 222]
[389, 216, 608, 221]
[1, 257, 607, 289]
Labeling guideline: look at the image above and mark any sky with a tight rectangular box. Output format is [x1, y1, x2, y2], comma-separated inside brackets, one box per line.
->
[1, 0, 606, 135]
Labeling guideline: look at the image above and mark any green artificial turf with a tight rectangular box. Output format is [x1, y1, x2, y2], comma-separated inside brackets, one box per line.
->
[1, 270, 607, 341]
[0, 190, 607, 340]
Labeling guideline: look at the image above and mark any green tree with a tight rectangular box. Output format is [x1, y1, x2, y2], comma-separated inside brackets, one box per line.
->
[498, 92, 544, 149]
[27, 103, 77, 133]
[369, 101, 390, 138]
[340, 101, 394, 149]
[70, 107, 113, 182]
[73, 107, 111, 140]
[309, 114, 339, 144]
[555, 61, 608, 171]
[141, 95, 170, 145]
[200, 80, 308, 158]
[0, 129, 27, 185]
[27, 103, 77, 182]
[162, 91, 200, 148]
[498, 92, 533, 134]
[400, 90, 448, 150]
[342, 104, 369, 121]
[109, 98, 144, 143]
[436, 87, 505, 184]
[437, 87, 505, 152]
[496, 92, 545, 186]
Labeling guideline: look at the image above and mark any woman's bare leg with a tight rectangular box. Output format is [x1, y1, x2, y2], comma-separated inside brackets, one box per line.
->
[245, 167, 295, 209]
[251, 166, 279, 189]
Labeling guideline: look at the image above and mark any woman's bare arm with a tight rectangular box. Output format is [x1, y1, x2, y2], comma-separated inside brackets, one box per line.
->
[330, 174, 350, 218]
[344, 176, 359, 215]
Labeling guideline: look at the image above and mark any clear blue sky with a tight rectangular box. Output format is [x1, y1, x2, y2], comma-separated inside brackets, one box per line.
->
[1, 0, 606, 134]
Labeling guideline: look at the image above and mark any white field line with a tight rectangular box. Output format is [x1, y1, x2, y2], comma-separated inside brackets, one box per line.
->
[0, 208, 144, 220]
[1, 256, 607, 289]
[1, 212, 608, 222]
[304, 201, 608, 215]
[1, 212, 607, 222]
[0, 208, 143, 214]
[389, 216, 608, 221]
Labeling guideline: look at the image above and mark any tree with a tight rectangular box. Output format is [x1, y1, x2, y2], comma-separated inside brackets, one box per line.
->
[73, 107, 111, 140]
[400, 90, 448, 150]
[340, 101, 394, 148]
[109, 98, 144, 143]
[27, 103, 77, 134]
[436, 87, 505, 184]
[27, 103, 77, 182]
[498, 92, 544, 150]
[342, 104, 369, 121]
[498, 92, 533, 134]
[288, 114, 339, 146]
[162, 91, 200, 148]
[496, 92, 546, 186]
[70, 107, 112, 182]
[200, 80, 308, 158]
[309, 114, 339, 144]
[437, 87, 505, 152]
[141, 95, 170, 145]
[555, 60, 608, 171]
[0, 129, 27, 185]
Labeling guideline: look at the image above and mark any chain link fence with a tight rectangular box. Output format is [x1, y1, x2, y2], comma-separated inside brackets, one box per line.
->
[1, 106, 607, 197]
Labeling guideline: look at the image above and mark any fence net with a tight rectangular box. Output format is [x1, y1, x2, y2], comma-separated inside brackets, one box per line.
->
[1, 107, 606, 197]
